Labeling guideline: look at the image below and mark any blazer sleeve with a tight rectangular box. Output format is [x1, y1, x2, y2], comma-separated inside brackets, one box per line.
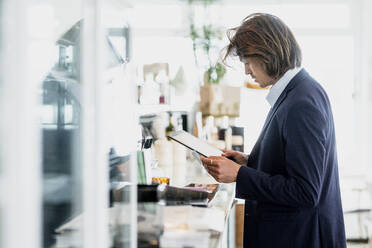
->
[235, 102, 327, 208]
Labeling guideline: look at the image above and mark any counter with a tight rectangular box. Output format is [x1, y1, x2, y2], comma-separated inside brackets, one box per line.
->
[158, 177, 236, 248]
[54, 170, 236, 248]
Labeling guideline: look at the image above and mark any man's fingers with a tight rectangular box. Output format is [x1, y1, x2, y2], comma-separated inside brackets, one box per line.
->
[222, 151, 235, 157]
[200, 156, 209, 164]
[222, 150, 229, 157]
[206, 168, 219, 180]
[206, 164, 219, 173]
[200, 156, 227, 171]
[209, 156, 224, 160]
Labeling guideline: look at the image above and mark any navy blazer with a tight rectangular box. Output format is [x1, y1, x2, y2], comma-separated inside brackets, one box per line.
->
[236, 69, 346, 248]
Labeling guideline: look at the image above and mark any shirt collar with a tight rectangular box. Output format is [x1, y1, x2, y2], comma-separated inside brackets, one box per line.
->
[266, 67, 302, 107]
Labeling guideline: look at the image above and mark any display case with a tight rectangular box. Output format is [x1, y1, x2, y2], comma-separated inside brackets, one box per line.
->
[38, 1, 137, 247]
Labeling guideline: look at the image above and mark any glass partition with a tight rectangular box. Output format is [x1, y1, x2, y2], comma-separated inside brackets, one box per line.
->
[0, 0, 137, 247]
[41, 18, 83, 247]
[102, 2, 138, 247]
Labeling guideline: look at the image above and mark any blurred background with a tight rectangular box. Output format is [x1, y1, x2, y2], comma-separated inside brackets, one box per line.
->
[0, 0, 371, 247]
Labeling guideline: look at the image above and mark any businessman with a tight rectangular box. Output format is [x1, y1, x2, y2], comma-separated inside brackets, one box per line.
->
[201, 13, 346, 247]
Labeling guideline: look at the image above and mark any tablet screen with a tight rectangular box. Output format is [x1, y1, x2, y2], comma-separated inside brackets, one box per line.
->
[168, 130, 222, 157]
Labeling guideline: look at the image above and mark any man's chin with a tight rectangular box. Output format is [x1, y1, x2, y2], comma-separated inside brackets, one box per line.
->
[258, 82, 272, 89]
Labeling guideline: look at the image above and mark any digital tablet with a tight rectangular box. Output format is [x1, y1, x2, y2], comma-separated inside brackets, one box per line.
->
[167, 130, 222, 157]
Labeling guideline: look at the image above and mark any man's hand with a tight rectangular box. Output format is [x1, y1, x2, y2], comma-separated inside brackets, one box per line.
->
[222, 150, 249, 166]
[200, 156, 241, 183]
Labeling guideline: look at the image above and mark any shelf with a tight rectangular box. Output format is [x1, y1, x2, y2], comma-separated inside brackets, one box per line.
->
[137, 104, 171, 116]
[136, 104, 190, 116]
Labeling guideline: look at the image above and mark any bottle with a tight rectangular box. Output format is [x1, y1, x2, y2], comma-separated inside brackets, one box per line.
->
[133, 66, 143, 104]
[225, 125, 232, 150]
[217, 116, 228, 140]
[231, 126, 244, 152]
[159, 86, 166, 104]
[218, 116, 232, 150]
[193, 111, 203, 138]
[177, 118, 183, 131]
[153, 112, 167, 139]
[204, 115, 215, 141]
[151, 162, 168, 185]
[155, 70, 169, 104]
[142, 73, 160, 105]
[165, 113, 175, 138]
[153, 137, 172, 184]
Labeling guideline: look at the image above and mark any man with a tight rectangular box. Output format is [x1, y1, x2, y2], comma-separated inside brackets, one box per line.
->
[200, 13, 346, 248]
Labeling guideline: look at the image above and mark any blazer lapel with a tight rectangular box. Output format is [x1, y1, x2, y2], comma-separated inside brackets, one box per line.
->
[249, 69, 307, 158]
[256, 89, 289, 144]
[261, 88, 289, 135]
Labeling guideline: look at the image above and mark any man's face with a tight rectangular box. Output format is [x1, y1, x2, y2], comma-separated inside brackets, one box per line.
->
[241, 57, 276, 88]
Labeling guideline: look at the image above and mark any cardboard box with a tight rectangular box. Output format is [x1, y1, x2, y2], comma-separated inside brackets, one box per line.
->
[200, 84, 241, 117]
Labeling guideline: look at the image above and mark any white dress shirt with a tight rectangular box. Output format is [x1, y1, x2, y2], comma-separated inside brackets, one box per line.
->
[266, 67, 302, 107]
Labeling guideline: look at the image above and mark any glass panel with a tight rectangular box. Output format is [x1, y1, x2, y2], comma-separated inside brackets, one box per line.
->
[103, 2, 138, 248]
[0, 0, 2, 171]
[38, 3, 83, 248]
[0, 0, 3, 243]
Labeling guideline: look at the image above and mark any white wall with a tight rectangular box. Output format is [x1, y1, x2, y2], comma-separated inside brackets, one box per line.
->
[359, 0, 372, 182]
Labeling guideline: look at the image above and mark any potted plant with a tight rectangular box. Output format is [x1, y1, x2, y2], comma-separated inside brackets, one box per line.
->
[186, 0, 226, 84]
[185, 0, 240, 117]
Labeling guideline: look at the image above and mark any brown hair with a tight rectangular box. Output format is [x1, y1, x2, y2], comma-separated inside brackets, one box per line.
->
[223, 13, 302, 79]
